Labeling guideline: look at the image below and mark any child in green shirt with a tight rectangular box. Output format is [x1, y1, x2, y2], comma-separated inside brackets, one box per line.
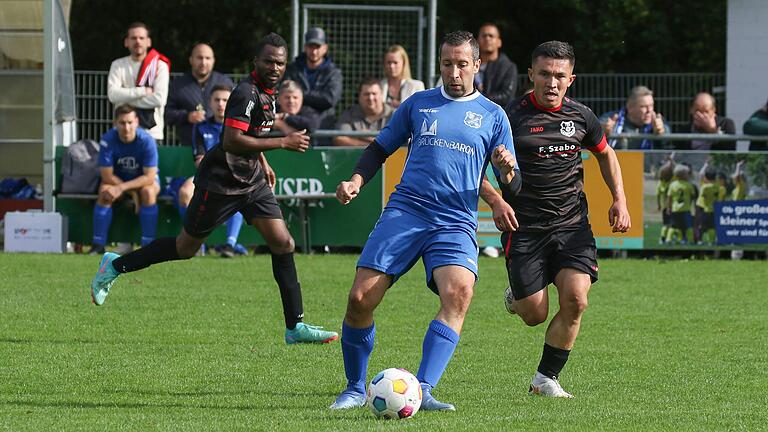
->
[666, 164, 696, 245]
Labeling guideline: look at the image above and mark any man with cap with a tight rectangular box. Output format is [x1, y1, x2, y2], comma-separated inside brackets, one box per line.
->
[285, 27, 344, 130]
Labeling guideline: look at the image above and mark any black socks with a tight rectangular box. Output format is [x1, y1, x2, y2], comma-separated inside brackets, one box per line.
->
[271, 252, 304, 329]
[537, 343, 571, 379]
[112, 237, 182, 273]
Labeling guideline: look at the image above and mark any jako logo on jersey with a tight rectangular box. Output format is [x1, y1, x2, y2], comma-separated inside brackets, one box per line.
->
[530, 126, 544, 133]
[464, 111, 482, 129]
[420, 119, 437, 136]
[560, 120, 575, 137]
[245, 100, 255, 118]
[418, 108, 439, 113]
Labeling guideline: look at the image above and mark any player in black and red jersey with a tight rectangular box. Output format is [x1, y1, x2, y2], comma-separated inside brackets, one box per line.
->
[90, 33, 338, 345]
[499, 41, 630, 397]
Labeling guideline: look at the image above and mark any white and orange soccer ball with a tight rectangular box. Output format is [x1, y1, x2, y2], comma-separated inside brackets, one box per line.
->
[366, 368, 423, 419]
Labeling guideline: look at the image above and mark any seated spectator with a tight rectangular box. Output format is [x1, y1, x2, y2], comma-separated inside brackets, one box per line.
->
[90, 105, 159, 254]
[333, 78, 393, 147]
[600, 85, 669, 149]
[743, 99, 768, 151]
[284, 27, 343, 130]
[165, 43, 233, 147]
[173, 85, 244, 258]
[380, 44, 425, 109]
[683, 92, 736, 151]
[476, 23, 518, 107]
[274, 80, 320, 135]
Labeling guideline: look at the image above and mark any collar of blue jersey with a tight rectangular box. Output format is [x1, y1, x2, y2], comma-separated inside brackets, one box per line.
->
[439, 86, 481, 102]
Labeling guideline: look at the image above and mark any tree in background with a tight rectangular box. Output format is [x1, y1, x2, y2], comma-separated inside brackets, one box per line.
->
[70, 0, 725, 74]
[70, 1, 291, 73]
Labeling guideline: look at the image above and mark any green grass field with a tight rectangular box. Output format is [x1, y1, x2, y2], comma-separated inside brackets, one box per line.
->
[1, 253, 766, 431]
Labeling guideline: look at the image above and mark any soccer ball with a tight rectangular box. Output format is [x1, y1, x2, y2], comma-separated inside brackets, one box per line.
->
[367, 368, 422, 419]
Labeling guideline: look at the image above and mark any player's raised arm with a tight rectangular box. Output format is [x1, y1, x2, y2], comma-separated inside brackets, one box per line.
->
[222, 126, 309, 154]
[592, 144, 631, 233]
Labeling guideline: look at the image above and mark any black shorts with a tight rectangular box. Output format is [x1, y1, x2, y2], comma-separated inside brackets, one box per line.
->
[670, 211, 689, 231]
[184, 180, 283, 238]
[501, 222, 598, 300]
[699, 211, 715, 231]
[662, 209, 671, 225]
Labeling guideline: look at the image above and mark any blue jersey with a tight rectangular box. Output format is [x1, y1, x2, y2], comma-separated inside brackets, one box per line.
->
[375, 87, 516, 230]
[192, 119, 224, 158]
[98, 127, 158, 181]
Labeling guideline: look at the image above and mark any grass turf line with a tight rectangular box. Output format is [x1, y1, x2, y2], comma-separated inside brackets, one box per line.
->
[0, 253, 766, 431]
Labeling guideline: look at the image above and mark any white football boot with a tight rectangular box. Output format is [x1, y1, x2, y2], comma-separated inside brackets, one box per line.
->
[529, 372, 574, 398]
[504, 286, 517, 315]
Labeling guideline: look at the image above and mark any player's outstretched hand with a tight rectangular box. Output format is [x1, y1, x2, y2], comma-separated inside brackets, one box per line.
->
[336, 180, 360, 205]
[491, 146, 516, 176]
[282, 130, 310, 152]
[261, 159, 276, 189]
[608, 200, 631, 233]
[492, 198, 519, 232]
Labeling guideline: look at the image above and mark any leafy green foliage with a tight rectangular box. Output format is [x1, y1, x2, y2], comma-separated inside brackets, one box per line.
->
[69, 0, 726, 73]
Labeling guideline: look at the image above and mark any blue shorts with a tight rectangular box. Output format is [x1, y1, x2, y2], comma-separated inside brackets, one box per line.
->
[357, 207, 479, 294]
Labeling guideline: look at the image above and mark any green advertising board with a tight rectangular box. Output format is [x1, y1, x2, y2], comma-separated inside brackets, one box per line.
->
[55, 146, 382, 250]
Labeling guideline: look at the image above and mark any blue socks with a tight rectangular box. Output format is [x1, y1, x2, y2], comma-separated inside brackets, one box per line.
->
[341, 322, 376, 394]
[225, 212, 243, 247]
[139, 204, 158, 246]
[92, 204, 112, 246]
[416, 320, 460, 390]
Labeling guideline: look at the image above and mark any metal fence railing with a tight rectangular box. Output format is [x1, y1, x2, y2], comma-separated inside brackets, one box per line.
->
[301, 3, 426, 112]
[516, 73, 726, 131]
[75, 71, 726, 146]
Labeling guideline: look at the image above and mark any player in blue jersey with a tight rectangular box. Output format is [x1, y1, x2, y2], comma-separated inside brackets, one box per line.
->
[329, 31, 521, 411]
[175, 84, 245, 258]
[90, 104, 160, 254]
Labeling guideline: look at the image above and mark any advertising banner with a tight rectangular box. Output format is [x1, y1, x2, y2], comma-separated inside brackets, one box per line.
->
[715, 199, 768, 244]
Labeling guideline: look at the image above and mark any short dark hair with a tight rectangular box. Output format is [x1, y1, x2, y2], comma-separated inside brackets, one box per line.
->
[210, 84, 231, 94]
[478, 22, 500, 34]
[114, 104, 137, 119]
[704, 167, 717, 181]
[126, 22, 150, 37]
[358, 77, 382, 93]
[254, 32, 288, 59]
[442, 30, 479, 61]
[531, 40, 575, 67]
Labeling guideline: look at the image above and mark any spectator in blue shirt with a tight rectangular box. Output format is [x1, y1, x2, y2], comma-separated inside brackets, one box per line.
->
[91, 105, 160, 254]
[175, 85, 244, 257]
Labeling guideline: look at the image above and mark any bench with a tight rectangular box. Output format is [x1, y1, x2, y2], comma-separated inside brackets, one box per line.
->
[54, 146, 381, 252]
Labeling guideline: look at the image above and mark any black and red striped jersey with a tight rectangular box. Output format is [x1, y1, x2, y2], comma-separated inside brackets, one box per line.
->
[194, 71, 276, 195]
[504, 93, 607, 232]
